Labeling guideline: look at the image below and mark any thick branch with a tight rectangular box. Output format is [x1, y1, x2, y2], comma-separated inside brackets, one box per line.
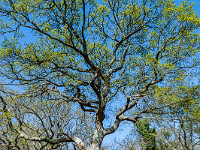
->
[81, 0, 87, 54]
[104, 118, 121, 135]
[19, 132, 86, 150]
[47, 88, 98, 110]
[116, 96, 141, 118]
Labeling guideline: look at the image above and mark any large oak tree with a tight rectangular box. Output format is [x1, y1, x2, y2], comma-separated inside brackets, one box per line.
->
[0, 0, 200, 149]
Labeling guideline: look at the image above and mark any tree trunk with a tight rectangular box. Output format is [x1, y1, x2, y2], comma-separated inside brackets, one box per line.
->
[88, 120, 104, 150]
[88, 143, 101, 150]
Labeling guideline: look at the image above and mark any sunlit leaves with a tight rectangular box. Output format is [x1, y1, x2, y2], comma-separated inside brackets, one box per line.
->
[0, 0, 199, 103]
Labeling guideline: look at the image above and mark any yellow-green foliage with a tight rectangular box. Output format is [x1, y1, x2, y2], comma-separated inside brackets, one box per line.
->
[0, 0, 199, 92]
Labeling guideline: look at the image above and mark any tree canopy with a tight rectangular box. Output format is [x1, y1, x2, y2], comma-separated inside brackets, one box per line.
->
[0, 0, 200, 149]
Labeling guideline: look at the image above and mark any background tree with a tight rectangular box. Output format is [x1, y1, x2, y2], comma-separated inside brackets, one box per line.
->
[135, 119, 156, 150]
[0, 0, 200, 149]
[115, 83, 200, 150]
[155, 114, 200, 150]
[0, 84, 95, 149]
[155, 83, 200, 150]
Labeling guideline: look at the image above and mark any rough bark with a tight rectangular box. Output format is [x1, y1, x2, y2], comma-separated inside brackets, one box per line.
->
[90, 124, 104, 149]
